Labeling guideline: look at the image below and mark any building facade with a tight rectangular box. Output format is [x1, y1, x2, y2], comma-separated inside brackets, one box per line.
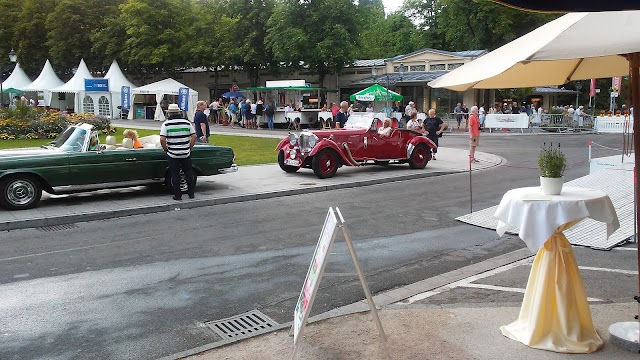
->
[158, 48, 488, 115]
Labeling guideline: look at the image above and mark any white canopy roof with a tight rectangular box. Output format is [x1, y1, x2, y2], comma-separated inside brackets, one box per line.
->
[51, 59, 94, 93]
[23, 60, 64, 91]
[2, 63, 32, 89]
[104, 59, 135, 91]
[132, 78, 196, 95]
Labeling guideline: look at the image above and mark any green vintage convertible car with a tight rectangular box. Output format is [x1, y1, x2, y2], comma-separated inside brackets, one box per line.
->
[0, 123, 237, 210]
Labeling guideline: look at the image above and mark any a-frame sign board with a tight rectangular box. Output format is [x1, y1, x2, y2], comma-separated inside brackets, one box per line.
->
[292, 207, 389, 359]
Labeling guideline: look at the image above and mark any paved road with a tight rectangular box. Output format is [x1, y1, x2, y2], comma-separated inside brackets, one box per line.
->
[0, 133, 626, 359]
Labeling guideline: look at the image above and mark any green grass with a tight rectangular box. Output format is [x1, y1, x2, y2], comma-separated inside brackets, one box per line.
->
[0, 127, 280, 166]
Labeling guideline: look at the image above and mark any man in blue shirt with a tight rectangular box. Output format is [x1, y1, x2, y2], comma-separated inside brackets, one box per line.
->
[194, 101, 210, 143]
[229, 100, 238, 128]
[336, 101, 350, 128]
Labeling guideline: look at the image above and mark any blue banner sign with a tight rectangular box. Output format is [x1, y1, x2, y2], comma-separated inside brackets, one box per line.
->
[84, 79, 109, 92]
[178, 87, 189, 112]
[121, 86, 131, 110]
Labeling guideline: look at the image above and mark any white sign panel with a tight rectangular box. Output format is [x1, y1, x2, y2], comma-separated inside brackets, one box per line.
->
[266, 79, 306, 88]
[484, 113, 529, 129]
[355, 94, 375, 101]
[293, 208, 339, 344]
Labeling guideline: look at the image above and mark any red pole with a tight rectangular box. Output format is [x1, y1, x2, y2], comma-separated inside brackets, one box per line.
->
[630, 53, 640, 303]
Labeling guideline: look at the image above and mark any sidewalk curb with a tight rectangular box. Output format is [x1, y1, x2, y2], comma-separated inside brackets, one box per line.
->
[0, 155, 504, 231]
[159, 247, 533, 360]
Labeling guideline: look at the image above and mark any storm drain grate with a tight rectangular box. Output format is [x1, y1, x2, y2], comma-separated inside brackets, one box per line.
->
[205, 310, 278, 339]
[37, 223, 79, 232]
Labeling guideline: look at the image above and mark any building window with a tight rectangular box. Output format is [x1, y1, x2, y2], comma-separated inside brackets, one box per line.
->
[343, 71, 356, 75]
[98, 96, 111, 117]
[429, 64, 446, 71]
[409, 65, 426, 72]
[448, 63, 464, 70]
[356, 70, 372, 74]
[82, 95, 94, 114]
[393, 65, 408, 73]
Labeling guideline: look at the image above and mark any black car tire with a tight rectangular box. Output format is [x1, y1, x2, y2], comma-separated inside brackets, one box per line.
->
[312, 148, 340, 179]
[165, 170, 197, 194]
[408, 144, 430, 169]
[278, 150, 299, 173]
[0, 174, 43, 210]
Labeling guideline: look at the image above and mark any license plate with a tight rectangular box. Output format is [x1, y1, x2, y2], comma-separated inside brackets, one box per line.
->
[285, 159, 300, 167]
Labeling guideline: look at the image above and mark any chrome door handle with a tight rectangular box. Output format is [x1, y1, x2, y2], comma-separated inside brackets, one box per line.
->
[125, 158, 137, 161]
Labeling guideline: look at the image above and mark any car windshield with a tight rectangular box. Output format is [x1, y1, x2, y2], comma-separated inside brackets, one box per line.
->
[54, 126, 88, 152]
[344, 115, 374, 129]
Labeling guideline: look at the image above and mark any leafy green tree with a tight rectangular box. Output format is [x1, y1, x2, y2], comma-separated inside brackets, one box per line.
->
[266, 0, 358, 88]
[13, 0, 57, 76]
[117, 0, 195, 74]
[233, 0, 275, 87]
[46, 0, 123, 74]
[403, 0, 558, 51]
[187, 0, 239, 95]
[0, 0, 21, 71]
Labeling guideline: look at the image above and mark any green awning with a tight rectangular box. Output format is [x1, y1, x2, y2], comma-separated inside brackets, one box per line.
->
[349, 84, 402, 102]
[1, 87, 23, 93]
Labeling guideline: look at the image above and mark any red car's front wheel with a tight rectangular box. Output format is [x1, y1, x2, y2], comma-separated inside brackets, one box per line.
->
[312, 149, 340, 178]
[408, 144, 430, 169]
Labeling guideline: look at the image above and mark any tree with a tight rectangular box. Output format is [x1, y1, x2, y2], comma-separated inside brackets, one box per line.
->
[117, 0, 195, 74]
[402, 0, 558, 51]
[13, 0, 57, 76]
[46, 0, 123, 74]
[357, 11, 424, 59]
[266, 0, 358, 88]
[233, 0, 275, 87]
[186, 0, 239, 96]
[0, 0, 21, 71]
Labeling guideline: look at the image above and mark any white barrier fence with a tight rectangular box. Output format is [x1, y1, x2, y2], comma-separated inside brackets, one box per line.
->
[594, 116, 633, 133]
[484, 113, 530, 133]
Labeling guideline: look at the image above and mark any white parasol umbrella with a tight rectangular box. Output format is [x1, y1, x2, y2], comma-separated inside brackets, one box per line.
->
[429, 10, 640, 352]
[428, 11, 639, 90]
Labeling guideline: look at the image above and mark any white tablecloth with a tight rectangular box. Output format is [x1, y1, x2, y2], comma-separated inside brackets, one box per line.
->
[494, 186, 619, 253]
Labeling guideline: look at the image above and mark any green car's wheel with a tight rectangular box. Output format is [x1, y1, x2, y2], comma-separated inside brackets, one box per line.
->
[165, 170, 197, 194]
[0, 175, 43, 210]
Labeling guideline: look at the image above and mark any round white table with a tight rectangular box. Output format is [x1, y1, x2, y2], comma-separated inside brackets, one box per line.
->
[494, 186, 620, 353]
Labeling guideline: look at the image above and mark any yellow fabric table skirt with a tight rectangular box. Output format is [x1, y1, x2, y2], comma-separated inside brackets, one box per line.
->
[500, 221, 603, 353]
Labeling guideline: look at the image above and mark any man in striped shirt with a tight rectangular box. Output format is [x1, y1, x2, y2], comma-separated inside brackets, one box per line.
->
[160, 104, 197, 200]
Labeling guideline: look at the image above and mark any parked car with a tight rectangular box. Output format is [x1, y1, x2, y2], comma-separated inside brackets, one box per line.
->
[275, 115, 436, 178]
[0, 123, 237, 210]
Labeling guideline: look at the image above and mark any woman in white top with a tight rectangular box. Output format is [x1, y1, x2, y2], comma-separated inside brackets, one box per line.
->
[406, 111, 423, 132]
[377, 119, 393, 137]
[365, 103, 374, 113]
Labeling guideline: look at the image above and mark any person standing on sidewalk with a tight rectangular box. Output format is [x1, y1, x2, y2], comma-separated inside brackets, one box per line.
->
[160, 104, 197, 200]
[229, 100, 238, 128]
[264, 99, 275, 130]
[209, 98, 220, 124]
[423, 109, 445, 160]
[255, 100, 264, 129]
[468, 106, 480, 163]
[194, 100, 210, 143]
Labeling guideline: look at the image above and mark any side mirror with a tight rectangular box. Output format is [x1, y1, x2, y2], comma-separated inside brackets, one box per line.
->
[97, 145, 106, 154]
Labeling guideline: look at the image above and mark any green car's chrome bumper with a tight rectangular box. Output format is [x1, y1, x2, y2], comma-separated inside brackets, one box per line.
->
[219, 164, 238, 174]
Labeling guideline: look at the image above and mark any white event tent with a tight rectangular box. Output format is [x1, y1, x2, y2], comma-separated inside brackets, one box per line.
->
[104, 59, 136, 118]
[23, 60, 64, 106]
[50, 59, 115, 116]
[1, 63, 32, 89]
[129, 78, 198, 121]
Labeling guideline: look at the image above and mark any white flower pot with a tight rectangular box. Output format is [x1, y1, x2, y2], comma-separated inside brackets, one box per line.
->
[540, 176, 564, 195]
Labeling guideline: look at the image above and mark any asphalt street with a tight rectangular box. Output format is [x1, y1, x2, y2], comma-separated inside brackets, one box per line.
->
[0, 132, 629, 360]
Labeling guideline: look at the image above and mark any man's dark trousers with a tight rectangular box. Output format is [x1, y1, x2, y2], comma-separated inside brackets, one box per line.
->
[167, 155, 195, 198]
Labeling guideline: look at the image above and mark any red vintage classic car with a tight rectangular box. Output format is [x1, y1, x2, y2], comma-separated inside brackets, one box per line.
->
[276, 115, 437, 178]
